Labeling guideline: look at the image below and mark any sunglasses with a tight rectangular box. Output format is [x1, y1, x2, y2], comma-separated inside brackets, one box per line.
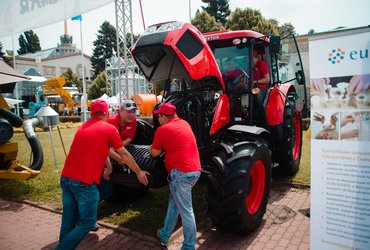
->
[121, 102, 137, 109]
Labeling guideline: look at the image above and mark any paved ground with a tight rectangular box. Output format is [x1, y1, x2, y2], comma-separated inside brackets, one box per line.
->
[0, 186, 310, 250]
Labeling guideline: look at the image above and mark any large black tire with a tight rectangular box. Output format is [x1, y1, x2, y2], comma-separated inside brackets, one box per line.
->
[207, 137, 271, 234]
[276, 92, 302, 176]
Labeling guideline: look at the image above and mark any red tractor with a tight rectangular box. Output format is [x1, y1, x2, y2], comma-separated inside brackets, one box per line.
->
[111, 21, 306, 234]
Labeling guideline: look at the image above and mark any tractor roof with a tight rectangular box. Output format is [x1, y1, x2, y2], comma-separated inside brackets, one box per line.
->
[204, 30, 270, 43]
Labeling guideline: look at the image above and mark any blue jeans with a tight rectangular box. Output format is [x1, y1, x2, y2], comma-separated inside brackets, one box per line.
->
[158, 169, 201, 250]
[56, 176, 99, 250]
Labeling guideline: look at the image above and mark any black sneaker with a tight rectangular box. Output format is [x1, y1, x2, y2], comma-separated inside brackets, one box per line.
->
[91, 223, 101, 232]
[156, 229, 167, 247]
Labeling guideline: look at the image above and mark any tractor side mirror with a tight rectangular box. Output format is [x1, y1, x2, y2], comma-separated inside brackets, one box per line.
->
[269, 36, 281, 54]
[295, 70, 305, 85]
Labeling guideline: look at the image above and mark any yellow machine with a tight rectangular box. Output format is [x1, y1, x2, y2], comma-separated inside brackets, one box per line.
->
[0, 59, 43, 180]
[43, 77, 91, 113]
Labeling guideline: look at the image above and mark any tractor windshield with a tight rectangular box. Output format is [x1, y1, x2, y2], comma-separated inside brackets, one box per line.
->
[213, 46, 250, 90]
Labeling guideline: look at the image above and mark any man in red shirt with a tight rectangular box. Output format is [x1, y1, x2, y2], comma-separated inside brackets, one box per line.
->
[107, 100, 138, 164]
[107, 99, 138, 146]
[149, 102, 201, 250]
[253, 50, 270, 102]
[56, 100, 149, 250]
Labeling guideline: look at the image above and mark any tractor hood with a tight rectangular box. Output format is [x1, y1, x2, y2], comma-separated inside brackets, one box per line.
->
[132, 22, 224, 90]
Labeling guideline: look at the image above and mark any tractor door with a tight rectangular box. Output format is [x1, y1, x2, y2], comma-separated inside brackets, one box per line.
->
[269, 35, 308, 118]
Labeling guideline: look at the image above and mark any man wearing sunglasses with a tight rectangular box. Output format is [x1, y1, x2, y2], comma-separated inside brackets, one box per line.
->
[107, 99, 138, 147]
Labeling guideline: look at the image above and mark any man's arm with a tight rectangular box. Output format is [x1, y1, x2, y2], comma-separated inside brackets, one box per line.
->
[122, 138, 132, 146]
[103, 156, 112, 181]
[109, 148, 124, 164]
[116, 146, 149, 185]
[255, 73, 270, 84]
[149, 145, 162, 157]
[254, 61, 270, 84]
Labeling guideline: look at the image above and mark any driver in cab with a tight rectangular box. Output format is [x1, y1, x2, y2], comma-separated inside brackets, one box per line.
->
[222, 57, 247, 89]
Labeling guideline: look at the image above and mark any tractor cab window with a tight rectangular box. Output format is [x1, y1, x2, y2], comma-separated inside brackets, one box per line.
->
[213, 46, 250, 90]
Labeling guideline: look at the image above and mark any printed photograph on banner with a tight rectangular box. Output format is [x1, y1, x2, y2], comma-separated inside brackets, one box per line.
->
[311, 111, 339, 140]
[310, 74, 370, 109]
[340, 111, 370, 141]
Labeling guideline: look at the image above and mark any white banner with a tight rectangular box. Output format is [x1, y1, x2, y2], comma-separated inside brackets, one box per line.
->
[309, 31, 370, 78]
[310, 30, 370, 250]
[0, 0, 114, 38]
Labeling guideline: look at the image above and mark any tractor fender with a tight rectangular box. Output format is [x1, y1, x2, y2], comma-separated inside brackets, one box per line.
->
[265, 84, 296, 126]
[227, 125, 271, 146]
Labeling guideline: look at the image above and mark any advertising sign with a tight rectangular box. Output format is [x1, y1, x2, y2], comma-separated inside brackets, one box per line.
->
[309, 29, 370, 250]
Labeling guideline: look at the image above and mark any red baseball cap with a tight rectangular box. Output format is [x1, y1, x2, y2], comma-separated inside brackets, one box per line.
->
[91, 100, 108, 115]
[153, 102, 176, 115]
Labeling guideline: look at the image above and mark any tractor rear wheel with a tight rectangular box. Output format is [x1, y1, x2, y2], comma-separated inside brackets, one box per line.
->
[207, 137, 271, 234]
[276, 92, 302, 175]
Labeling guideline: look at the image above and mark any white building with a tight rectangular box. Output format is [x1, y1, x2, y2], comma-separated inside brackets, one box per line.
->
[12, 23, 93, 104]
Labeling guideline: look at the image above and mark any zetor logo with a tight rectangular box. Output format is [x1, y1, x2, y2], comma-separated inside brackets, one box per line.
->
[328, 48, 345, 64]
[328, 47, 369, 65]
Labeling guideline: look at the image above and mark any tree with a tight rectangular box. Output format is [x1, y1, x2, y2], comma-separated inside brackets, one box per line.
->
[279, 22, 296, 36]
[308, 29, 316, 35]
[0, 42, 10, 64]
[91, 21, 117, 78]
[87, 71, 107, 99]
[17, 30, 41, 55]
[17, 34, 28, 55]
[191, 10, 224, 33]
[225, 8, 279, 35]
[201, 0, 231, 25]
[60, 68, 82, 92]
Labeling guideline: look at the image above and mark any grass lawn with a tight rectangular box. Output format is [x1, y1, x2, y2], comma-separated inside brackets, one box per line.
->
[0, 124, 310, 236]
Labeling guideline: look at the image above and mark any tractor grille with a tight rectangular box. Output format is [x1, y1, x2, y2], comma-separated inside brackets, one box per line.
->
[110, 145, 168, 188]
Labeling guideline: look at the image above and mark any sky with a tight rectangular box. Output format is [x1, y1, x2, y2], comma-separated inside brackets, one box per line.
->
[0, 0, 369, 57]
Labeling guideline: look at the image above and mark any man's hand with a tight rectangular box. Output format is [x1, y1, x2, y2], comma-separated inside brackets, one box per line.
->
[310, 78, 330, 93]
[136, 170, 150, 186]
[349, 74, 370, 94]
[103, 168, 111, 181]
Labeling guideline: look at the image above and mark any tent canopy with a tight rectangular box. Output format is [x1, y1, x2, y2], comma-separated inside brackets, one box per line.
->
[0, 0, 114, 38]
[4, 97, 25, 106]
[0, 58, 30, 85]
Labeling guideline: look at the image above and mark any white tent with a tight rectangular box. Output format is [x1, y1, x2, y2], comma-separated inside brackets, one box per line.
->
[93, 93, 109, 102]
[106, 96, 119, 105]
[0, 0, 114, 38]
[4, 97, 25, 106]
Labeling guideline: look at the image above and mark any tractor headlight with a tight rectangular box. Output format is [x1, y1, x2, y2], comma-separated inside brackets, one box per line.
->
[142, 22, 183, 36]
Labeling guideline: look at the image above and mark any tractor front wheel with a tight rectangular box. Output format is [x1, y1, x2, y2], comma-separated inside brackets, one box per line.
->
[207, 137, 271, 234]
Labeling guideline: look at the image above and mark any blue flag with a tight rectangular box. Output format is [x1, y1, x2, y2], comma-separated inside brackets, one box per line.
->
[71, 15, 82, 21]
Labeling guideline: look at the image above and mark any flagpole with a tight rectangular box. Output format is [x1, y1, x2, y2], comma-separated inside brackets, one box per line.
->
[189, 0, 191, 23]
[12, 34, 20, 116]
[79, 18, 87, 122]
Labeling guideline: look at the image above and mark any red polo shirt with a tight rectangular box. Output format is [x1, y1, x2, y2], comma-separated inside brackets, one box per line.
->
[254, 60, 269, 90]
[152, 117, 201, 173]
[107, 114, 137, 141]
[62, 118, 123, 185]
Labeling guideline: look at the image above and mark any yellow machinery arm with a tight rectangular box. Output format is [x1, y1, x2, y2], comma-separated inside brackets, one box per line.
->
[45, 77, 76, 110]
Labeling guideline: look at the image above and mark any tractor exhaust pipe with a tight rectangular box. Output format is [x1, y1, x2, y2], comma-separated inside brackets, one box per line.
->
[23, 118, 44, 170]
